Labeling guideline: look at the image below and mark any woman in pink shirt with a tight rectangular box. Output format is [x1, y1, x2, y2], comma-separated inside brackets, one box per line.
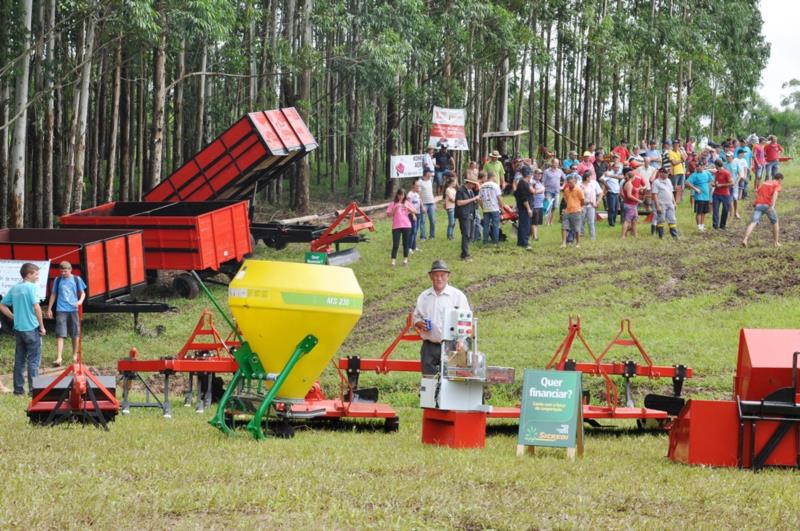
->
[386, 188, 417, 266]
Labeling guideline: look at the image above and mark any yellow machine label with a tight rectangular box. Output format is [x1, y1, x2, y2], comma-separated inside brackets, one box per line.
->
[280, 291, 363, 310]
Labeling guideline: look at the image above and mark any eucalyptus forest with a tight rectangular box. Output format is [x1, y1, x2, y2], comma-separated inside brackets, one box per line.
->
[0, 0, 772, 225]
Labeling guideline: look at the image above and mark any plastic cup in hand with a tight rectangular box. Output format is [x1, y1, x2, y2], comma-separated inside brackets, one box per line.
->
[424, 319, 432, 331]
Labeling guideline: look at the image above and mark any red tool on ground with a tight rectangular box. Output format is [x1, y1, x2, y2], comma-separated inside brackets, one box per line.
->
[28, 309, 119, 427]
[543, 316, 692, 425]
[668, 329, 800, 469]
[118, 309, 240, 416]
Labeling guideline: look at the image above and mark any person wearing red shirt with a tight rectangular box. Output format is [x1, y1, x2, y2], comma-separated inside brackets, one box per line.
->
[752, 137, 767, 187]
[621, 171, 646, 238]
[611, 139, 630, 162]
[764, 135, 784, 179]
[711, 159, 733, 230]
[742, 173, 784, 247]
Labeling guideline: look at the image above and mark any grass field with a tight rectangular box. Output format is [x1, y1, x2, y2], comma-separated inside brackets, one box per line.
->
[1, 164, 799, 529]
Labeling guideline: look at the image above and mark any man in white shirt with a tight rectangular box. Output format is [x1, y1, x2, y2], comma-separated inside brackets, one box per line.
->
[416, 171, 436, 240]
[479, 172, 503, 244]
[413, 260, 471, 376]
[423, 146, 435, 175]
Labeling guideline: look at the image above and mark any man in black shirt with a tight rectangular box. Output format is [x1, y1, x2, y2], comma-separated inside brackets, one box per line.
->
[513, 166, 534, 250]
[454, 178, 481, 261]
[434, 145, 454, 195]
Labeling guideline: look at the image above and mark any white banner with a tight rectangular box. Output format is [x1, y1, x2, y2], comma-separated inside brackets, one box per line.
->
[428, 106, 469, 151]
[0, 260, 51, 300]
[390, 154, 425, 178]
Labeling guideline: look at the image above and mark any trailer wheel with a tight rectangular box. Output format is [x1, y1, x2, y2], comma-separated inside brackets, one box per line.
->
[173, 273, 200, 299]
[384, 417, 399, 433]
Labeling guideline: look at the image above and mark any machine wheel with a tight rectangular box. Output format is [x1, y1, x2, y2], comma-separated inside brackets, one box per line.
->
[263, 235, 289, 251]
[145, 269, 159, 285]
[272, 419, 295, 438]
[384, 417, 399, 433]
[173, 273, 200, 299]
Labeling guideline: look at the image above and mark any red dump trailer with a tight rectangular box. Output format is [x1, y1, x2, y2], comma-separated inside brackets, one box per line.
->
[0, 228, 145, 303]
[144, 108, 317, 203]
[59, 201, 252, 298]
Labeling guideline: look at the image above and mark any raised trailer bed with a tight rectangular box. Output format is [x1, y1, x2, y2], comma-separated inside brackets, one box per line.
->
[59, 201, 252, 298]
[144, 108, 317, 203]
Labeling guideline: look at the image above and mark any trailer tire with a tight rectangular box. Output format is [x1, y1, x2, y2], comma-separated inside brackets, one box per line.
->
[173, 273, 200, 299]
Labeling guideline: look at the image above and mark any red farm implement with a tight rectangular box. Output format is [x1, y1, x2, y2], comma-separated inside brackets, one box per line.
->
[336, 314, 692, 428]
[545, 316, 692, 426]
[117, 309, 240, 416]
[28, 310, 119, 427]
[669, 329, 800, 469]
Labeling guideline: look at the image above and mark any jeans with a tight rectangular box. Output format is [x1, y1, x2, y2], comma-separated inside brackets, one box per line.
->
[472, 213, 482, 241]
[391, 227, 411, 259]
[582, 205, 597, 239]
[422, 203, 435, 239]
[483, 211, 501, 244]
[712, 194, 732, 229]
[14, 329, 41, 394]
[408, 216, 418, 250]
[458, 215, 473, 258]
[606, 193, 619, 226]
[446, 208, 456, 240]
[765, 160, 779, 179]
[517, 207, 531, 247]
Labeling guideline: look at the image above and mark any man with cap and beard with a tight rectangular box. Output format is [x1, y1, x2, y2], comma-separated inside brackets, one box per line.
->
[413, 260, 472, 376]
[454, 176, 481, 261]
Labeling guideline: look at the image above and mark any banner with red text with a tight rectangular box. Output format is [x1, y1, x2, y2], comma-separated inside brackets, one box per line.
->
[428, 106, 468, 151]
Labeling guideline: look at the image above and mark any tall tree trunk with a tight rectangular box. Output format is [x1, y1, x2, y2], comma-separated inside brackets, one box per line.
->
[173, 39, 185, 170]
[137, 57, 146, 200]
[2, 79, 10, 226]
[106, 38, 122, 202]
[249, 18, 258, 108]
[72, 16, 96, 212]
[9, 0, 34, 227]
[89, 53, 105, 207]
[120, 57, 131, 202]
[196, 43, 207, 152]
[148, 6, 167, 192]
[384, 77, 398, 199]
[553, 18, 563, 156]
[43, 0, 56, 227]
[294, 0, 313, 214]
[675, 60, 683, 140]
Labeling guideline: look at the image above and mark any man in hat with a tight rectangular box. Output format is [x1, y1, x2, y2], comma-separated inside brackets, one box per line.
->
[455, 176, 481, 260]
[575, 151, 596, 181]
[413, 260, 471, 376]
[482, 150, 505, 185]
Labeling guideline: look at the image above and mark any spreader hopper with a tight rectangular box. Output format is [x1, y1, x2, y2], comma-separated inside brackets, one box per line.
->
[211, 259, 363, 439]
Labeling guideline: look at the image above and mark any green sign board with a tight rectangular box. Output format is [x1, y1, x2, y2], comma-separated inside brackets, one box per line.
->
[305, 252, 328, 265]
[517, 369, 583, 449]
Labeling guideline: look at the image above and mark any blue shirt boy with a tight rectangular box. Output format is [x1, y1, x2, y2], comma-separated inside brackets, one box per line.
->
[2, 281, 40, 331]
[687, 170, 714, 202]
[54, 275, 87, 313]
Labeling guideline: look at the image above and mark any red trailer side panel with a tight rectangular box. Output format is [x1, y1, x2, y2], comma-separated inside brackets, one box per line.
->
[59, 201, 252, 272]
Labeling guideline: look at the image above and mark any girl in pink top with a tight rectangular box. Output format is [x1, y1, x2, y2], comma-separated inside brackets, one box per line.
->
[386, 188, 416, 266]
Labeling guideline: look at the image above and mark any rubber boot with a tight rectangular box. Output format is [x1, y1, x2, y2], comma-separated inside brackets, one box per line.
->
[669, 225, 678, 239]
[651, 224, 656, 235]
[657, 226, 664, 239]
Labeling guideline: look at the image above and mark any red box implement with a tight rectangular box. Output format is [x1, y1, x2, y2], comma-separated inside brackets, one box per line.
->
[59, 201, 252, 297]
[0, 228, 146, 306]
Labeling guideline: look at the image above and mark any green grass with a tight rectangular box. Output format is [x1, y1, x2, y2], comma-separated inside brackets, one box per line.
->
[1, 164, 799, 528]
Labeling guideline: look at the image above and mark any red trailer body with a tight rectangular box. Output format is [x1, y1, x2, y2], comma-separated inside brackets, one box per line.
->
[144, 108, 317, 203]
[59, 201, 252, 272]
[0, 228, 145, 303]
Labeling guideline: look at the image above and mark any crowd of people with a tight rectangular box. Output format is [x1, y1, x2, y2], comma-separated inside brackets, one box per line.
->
[387, 135, 788, 263]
